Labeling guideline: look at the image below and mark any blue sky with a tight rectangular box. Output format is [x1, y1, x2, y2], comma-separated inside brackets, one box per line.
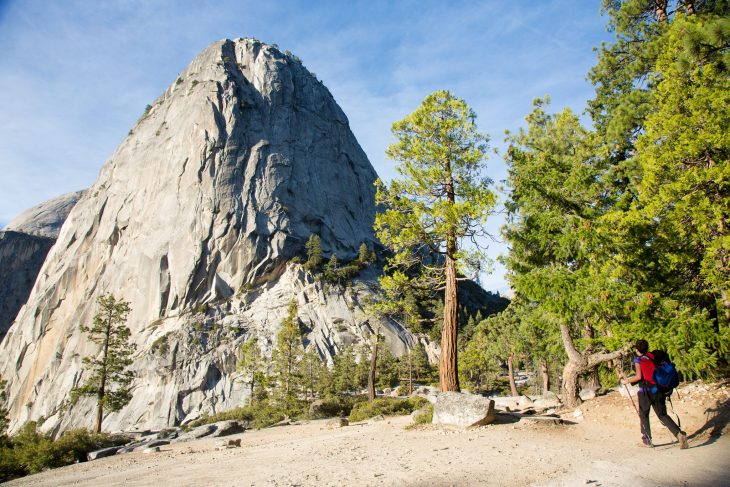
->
[0, 0, 613, 295]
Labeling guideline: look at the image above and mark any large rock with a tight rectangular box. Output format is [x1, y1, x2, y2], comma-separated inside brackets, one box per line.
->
[432, 392, 496, 428]
[0, 38, 422, 435]
[4, 190, 85, 239]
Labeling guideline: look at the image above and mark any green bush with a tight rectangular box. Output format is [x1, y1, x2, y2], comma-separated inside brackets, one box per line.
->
[412, 403, 434, 424]
[348, 396, 428, 422]
[307, 395, 365, 419]
[188, 400, 289, 430]
[0, 423, 128, 482]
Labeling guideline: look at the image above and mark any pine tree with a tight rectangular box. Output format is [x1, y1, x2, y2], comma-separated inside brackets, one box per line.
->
[237, 338, 268, 406]
[332, 346, 357, 394]
[304, 234, 323, 270]
[298, 347, 326, 402]
[375, 90, 496, 391]
[0, 376, 9, 437]
[71, 294, 136, 433]
[503, 102, 627, 406]
[271, 300, 304, 412]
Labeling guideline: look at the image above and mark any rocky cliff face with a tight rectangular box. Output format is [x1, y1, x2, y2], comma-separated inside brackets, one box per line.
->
[0, 191, 85, 336]
[0, 38, 413, 434]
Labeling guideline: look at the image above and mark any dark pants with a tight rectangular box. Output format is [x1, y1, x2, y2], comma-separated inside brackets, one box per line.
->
[639, 388, 681, 440]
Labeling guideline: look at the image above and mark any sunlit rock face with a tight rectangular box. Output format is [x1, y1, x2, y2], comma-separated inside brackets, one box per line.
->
[5, 190, 85, 239]
[0, 38, 408, 434]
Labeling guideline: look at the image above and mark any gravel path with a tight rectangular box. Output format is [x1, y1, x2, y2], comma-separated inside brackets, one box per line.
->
[7, 382, 729, 487]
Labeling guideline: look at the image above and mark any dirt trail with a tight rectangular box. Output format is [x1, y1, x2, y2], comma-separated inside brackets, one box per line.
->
[7, 382, 729, 487]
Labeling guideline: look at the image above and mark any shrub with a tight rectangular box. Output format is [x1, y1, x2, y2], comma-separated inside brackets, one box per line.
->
[188, 400, 289, 430]
[307, 395, 365, 419]
[0, 423, 128, 482]
[411, 403, 434, 424]
[348, 396, 428, 422]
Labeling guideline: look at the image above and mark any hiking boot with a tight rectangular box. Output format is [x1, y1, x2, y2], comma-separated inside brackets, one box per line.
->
[677, 431, 688, 449]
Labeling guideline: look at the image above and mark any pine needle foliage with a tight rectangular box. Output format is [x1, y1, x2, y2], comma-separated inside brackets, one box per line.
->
[71, 294, 136, 433]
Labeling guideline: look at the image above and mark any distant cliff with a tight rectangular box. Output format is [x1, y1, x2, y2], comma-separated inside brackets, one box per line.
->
[0, 191, 84, 336]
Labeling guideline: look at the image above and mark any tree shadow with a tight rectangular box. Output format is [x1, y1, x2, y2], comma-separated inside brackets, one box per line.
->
[688, 395, 730, 447]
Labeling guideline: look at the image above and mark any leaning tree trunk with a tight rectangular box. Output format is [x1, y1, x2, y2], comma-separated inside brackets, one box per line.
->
[507, 354, 519, 396]
[579, 323, 601, 391]
[560, 324, 626, 408]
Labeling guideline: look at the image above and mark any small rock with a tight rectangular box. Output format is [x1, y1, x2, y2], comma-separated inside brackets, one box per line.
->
[579, 389, 597, 401]
[87, 446, 123, 461]
[143, 446, 160, 454]
[326, 417, 348, 429]
[369, 414, 385, 423]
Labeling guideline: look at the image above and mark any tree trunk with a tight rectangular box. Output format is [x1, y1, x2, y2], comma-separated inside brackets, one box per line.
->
[580, 323, 600, 391]
[721, 289, 730, 323]
[507, 354, 519, 396]
[559, 324, 626, 407]
[368, 326, 380, 401]
[96, 308, 113, 433]
[541, 359, 550, 396]
[440, 251, 460, 391]
[408, 351, 413, 395]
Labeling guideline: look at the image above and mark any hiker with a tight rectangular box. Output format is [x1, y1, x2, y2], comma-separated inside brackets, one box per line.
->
[621, 339, 688, 449]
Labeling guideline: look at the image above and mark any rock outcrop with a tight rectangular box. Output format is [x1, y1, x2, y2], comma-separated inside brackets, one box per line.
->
[4, 190, 85, 239]
[0, 38, 411, 434]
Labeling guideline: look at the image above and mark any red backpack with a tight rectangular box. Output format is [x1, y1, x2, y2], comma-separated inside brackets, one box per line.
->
[638, 353, 656, 385]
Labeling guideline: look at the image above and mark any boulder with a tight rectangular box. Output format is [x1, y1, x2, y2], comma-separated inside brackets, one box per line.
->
[87, 446, 123, 461]
[208, 420, 246, 437]
[532, 392, 561, 410]
[174, 424, 217, 442]
[432, 392, 496, 428]
[490, 395, 534, 412]
[579, 389, 597, 401]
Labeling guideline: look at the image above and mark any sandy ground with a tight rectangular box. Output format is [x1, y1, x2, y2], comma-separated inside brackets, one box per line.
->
[7, 382, 730, 487]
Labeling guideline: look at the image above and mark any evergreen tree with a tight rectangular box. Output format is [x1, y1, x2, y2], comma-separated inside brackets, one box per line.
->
[71, 294, 136, 433]
[237, 338, 268, 406]
[0, 377, 9, 437]
[298, 347, 326, 402]
[503, 102, 627, 406]
[304, 234, 323, 270]
[271, 300, 305, 411]
[376, 347, 398, 390]
[354, 343, 371, 391]
[332, 345, 358, 393]
[375, 90, 496, 391]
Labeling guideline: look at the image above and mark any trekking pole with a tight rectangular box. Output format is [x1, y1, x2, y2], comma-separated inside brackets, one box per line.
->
[620, 370, 653, 447]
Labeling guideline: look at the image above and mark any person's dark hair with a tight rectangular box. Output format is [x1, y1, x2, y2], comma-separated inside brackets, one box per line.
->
[634, 339, 649, 355]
